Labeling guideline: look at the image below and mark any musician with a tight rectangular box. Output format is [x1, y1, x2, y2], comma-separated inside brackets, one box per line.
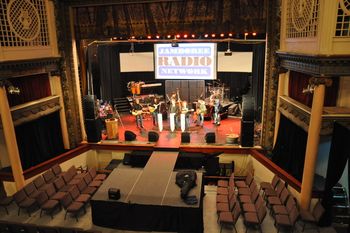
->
[132, 98, 144, 128]
[169, 98, 179, 129]
[196, 99, 207, 127]
[212, 98, 222, 126]
[150, 97, 161, 126]
[180, 101, 191, 130]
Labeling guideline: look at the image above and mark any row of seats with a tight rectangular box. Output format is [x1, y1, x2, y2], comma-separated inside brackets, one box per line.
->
[215, 172, 326, 233]
[0, 220, 101, 233]
[0, 164, 107, 222]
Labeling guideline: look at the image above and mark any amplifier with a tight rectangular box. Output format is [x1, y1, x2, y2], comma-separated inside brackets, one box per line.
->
[108, 188, 120, 200]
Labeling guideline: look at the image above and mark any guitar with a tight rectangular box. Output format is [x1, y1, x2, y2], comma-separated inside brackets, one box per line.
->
[148, 101, 164, 113]
[131, 110, 149, 116]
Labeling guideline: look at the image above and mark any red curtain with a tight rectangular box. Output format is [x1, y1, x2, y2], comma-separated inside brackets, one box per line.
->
[7, 74, 51, 107]
[288, 71, 339, 107]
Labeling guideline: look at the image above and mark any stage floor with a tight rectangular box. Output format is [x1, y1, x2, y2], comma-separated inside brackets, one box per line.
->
[102, 112, 245, 149]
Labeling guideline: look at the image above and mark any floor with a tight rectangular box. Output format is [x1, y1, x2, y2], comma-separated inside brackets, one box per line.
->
[0, 186, 338, 233]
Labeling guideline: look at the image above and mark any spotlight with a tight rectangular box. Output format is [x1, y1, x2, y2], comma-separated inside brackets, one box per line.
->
[147, 35, 152, 39]
[191, 34, 195, 38]
[183, 34, 188, 38]
[220, 33, 225, 37]
[176, 34, 180, 38]
[112, 37, 117, 40]
[244, 32, 249, 36]
[167, 35, 171, 39]
[204, 34, 208, 38]
[228, 33, 233, 37]
[131, 36, 135, 39]
[156, 35, 160, 39]
[252, 32, 257, 36]
[211, 34, 216, 38]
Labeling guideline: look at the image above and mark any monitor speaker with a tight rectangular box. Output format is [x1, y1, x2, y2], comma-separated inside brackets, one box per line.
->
[181, 132, 190, 143]
[83, 95, 98, 119]
[85, 118, 102, 143]
[205, 132, 216, 143]
[242, 96, 254, 121]
[241, 121, 254, 147]
[124, 130, 136, 141]
[148, 131, 159, 142]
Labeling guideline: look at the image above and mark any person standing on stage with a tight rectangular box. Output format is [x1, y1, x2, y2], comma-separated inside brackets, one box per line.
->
[181, 101, 191, 130]
[196, 99, 207, 127]
[150, 97, 161, 126]
[213, 98, 222, 126]
[132, 98, 144, 128]
[169, 98, 179, 129]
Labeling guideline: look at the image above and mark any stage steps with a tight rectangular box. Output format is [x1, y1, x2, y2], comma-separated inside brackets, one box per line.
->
[113, 97, 131, 113]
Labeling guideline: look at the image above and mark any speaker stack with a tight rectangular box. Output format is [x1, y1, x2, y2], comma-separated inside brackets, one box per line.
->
[83, 95, 101, 143]
[241, 96, 254, 147]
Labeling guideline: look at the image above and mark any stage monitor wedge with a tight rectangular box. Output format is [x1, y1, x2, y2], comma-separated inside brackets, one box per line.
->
[154, 43, 217, 80]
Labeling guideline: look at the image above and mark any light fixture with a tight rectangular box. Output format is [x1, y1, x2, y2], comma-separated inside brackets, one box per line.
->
[224, 41, 232, 56]
[252, 32, 257, 36]
[244, 32, 249, 40]
[0, 80, 20, 95]
[302, 84, 315, 94]
[171, 35, 179, 47]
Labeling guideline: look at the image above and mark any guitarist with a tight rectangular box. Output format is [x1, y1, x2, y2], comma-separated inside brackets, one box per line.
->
[196, 99, 207, 127]
[132, 98, 144, 129]
[150, 97, 161, 126]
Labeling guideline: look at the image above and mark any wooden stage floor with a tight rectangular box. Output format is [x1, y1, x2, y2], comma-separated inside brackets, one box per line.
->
[102, 113, 245, 149]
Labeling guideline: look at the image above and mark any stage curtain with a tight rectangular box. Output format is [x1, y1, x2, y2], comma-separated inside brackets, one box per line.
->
[15, 111, 65, 170]
[252, 44, 265, 122]
[7, 74, 51, 107]
[288, 71, 339, 107]
[97, 45, 122, 101]
[271, 114, 307, 181]
[320, 122, 350, 227]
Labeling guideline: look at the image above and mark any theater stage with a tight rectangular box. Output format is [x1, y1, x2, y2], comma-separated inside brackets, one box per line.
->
[101, 112, 243, 149]
[91, 151, 203, 232]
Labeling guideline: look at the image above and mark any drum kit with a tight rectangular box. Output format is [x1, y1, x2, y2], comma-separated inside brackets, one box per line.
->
[205, 81, 230, 104]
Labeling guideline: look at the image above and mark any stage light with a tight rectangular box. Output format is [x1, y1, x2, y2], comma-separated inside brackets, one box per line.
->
[191, 34, 195, 38]
[183, 34, 188, 38]
[112, 37, 117, 40]
[228, 33, 233, 37]
[176, 34, 180, 38]
[147, 35, 152, 39]
[167, 35, 171, 38]
[204, 34, 208, 38]
[156, 35, 160, 39]
[131, 36, 135, 39]
[220, 33, 225, 37]
[211, 34, 216, 38]
[252, 32, 257, 36]
[244, 32, 249, 36]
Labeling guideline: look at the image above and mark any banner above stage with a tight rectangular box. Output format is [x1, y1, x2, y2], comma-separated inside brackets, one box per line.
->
[154, 43, 217, 80]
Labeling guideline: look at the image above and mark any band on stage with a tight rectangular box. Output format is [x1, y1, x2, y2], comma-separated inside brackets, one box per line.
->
[130, 87, 222, 131]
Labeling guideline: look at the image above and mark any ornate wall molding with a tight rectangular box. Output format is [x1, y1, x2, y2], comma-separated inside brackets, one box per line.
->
[54, 0, 83, 147]
[277, 52, 350, 76]
[261, 0, 281, 150]
[0, 57, 60, 79]
[279, 95, 350, 135]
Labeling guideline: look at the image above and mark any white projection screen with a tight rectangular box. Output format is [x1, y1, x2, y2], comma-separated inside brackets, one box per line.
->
[120, 52, 154, 72]
[217, 52, 253, 72]
[154, 43, 217, 80]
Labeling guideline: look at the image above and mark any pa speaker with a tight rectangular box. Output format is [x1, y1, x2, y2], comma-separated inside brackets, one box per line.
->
[242, 96, 254, 121]
[241, 121, 254, 147]
[205, 132, 216, 143]
[85, 119, 102, 143]
[83, 95, 98, 119]
[181, 132, 190, 143]
[148, 131, 159, 142]
[124, 130, 136, 141]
